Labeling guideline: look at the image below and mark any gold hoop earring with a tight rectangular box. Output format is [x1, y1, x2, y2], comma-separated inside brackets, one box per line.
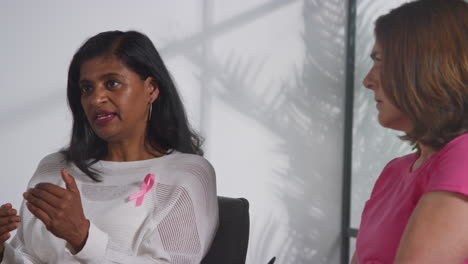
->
[148, 103, 152, 121]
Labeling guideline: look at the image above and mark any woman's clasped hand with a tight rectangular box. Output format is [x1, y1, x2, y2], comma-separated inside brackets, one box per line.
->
[0, 204, 20, 257]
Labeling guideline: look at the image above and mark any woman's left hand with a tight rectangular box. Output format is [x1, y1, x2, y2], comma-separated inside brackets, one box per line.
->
[23, 168, 90, 253]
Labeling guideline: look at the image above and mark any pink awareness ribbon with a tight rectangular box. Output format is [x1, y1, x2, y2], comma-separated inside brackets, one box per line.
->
[129, 173, 155, 207]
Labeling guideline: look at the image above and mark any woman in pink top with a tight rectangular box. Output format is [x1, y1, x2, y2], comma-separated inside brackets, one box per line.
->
[352, 0, 468, 263]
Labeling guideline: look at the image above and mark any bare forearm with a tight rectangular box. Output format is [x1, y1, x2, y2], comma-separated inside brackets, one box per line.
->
[350, 252, 359, 264]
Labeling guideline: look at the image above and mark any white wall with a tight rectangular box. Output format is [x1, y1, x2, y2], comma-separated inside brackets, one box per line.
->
[0, 1, 348, 263]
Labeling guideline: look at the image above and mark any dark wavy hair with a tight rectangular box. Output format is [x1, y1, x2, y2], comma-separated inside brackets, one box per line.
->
[375, 0, 468, 150]
[61, 30, 204, 181]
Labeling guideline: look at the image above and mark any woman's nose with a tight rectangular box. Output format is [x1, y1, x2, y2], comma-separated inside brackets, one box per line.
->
[90, 86, 108, 105]
[362, 69, 375, 90]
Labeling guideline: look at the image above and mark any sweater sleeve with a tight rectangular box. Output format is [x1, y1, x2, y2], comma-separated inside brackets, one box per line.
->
[1, 154, 61, 264]
[67, 157, 219, 264]
[1, 201, 42, 264]
[1, 237, 39, 264]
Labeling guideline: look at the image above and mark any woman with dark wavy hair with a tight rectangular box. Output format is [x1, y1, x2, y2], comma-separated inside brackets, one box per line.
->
[0, 30, 218, 263]
[352, 0, 468, 263]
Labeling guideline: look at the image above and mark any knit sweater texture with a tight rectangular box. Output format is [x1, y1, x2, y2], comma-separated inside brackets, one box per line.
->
[2, 151, 218, 264]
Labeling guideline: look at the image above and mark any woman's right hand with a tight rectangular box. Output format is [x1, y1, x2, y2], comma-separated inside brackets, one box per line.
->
[351, 251, 359, 264]
[0, 203, 20, 258]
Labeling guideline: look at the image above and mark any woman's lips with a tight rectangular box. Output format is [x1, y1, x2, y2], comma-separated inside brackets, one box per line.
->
[94, 113, 117, 125]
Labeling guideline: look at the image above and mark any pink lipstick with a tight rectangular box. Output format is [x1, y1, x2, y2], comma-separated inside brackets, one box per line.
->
[94, 110, 117, 125]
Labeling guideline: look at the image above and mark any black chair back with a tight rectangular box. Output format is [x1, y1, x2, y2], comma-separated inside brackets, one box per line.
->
[202, 196, 250, 264]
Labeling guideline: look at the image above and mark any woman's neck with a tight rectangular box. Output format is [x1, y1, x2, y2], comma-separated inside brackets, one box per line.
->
[412, 144, 436, 171]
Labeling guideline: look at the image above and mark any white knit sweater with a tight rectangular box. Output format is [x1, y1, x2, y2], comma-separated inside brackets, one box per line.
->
[2, 151, 218, 264]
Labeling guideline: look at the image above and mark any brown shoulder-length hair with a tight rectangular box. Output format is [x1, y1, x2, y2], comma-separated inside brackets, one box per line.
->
[375, 0, 468, 150]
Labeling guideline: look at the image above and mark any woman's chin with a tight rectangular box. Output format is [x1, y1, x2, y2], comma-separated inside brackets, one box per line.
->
[378, 116, 411, 132]
[93, 129, 120, 143]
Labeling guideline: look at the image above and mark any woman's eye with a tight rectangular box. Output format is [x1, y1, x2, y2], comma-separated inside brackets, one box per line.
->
[106, 80, 121, 88]
[370, 53, 382, 64]
[371, 56, 382, 67]
[80, 85, 93, 95]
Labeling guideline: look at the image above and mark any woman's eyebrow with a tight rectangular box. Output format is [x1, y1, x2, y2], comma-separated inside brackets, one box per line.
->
[99, 73, 124, 79]
[79, 73, 124, 83]
[79, 79, 92, 85]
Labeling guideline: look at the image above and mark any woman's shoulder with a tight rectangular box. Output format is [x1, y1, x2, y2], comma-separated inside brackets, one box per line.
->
[427, 134, 468, 173]
[436, 133, 468, 158]
[27, 152, 67, 187]
[424, 134, 468, 194]
[158, 152, 216, 185]
[38, 151, 66, 164]
[36, 152, 67, 170]
[164, 152, 214, 172]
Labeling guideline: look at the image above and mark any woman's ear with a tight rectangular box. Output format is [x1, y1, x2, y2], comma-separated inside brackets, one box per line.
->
[145, 77, 159, 104]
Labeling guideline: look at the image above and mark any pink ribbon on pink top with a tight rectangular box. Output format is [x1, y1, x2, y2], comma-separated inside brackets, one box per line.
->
[129, 173, 155, 207]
